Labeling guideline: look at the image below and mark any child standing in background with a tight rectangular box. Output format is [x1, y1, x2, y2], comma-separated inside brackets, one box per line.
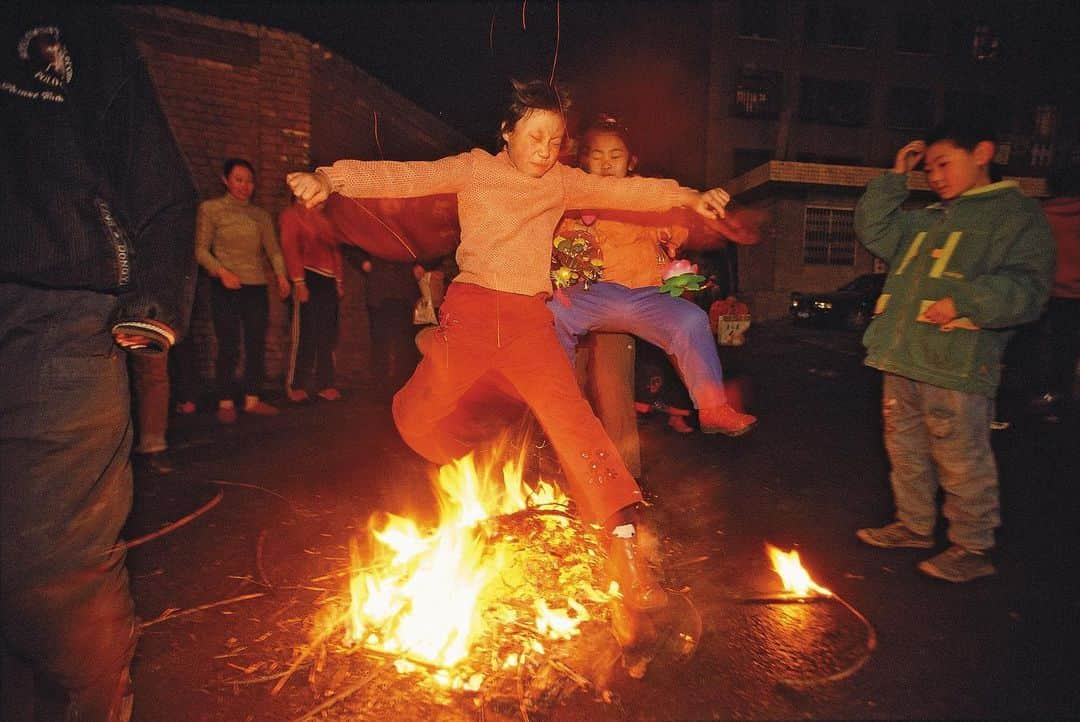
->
[280, 197, 345, 403]
[549, 115, 756, 438]
[288, 79, 733, 616]
[854, 118, 1055, 583]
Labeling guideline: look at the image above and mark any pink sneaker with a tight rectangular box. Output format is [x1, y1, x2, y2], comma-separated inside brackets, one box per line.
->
[699, 404, 757, 436]
[287, 388, 309, 403]
[317, 387, 341, 401]
[175, 400, 196, 415]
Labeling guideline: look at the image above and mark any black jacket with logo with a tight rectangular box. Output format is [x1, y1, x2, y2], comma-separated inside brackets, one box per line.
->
[1, 5, 197, 340]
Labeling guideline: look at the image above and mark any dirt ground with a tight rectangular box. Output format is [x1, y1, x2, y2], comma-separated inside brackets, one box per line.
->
[124, 321, 1079, 720]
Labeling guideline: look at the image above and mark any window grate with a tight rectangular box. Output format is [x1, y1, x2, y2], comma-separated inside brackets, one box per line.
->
[804, 206, 856, 265]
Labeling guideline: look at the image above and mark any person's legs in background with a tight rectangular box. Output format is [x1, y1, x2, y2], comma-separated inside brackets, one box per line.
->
[237, 284, 276, 415]
[310, 272, 341, 399]
[129, 351, 172, 474]
[210, 280, 242, 422]
[578, 332, 641, 479]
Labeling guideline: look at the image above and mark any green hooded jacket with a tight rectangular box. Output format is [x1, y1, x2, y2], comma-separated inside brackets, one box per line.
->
[854, 172, 1055, 397]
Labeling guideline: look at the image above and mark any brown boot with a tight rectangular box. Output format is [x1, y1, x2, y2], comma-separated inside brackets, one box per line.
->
[605, 526, 669, 612]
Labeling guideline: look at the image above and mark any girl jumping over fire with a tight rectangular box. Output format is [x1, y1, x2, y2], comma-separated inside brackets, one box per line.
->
[287, 78, 731, 623]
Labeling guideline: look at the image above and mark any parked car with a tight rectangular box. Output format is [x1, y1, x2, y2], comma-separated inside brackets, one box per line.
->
[790, 273, 886, 331]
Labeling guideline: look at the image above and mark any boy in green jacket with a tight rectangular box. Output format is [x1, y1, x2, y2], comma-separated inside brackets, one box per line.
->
[853, 118, 1055, 582]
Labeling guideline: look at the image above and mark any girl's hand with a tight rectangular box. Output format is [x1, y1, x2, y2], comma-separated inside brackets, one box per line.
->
[691, 187, 730, 220]
[217, 267, 242, 290]
[893, 141, 926, 174]
[287, 171, 332, 208]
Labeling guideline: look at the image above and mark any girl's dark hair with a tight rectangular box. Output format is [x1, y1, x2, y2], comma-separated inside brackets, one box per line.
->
[222, 158, 255, 178]
[497, 79, 570, 146]
[581, 113, 633, 152]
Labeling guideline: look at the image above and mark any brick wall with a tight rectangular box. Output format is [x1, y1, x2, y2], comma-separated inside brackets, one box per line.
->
[116, 6, 469, 393]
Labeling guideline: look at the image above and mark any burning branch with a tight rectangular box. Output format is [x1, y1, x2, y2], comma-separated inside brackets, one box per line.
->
[736, 543, 878, 689]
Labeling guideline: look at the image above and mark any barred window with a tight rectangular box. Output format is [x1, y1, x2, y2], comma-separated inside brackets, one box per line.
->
[799, 77, 871, 126]
[734, 67, 783, 119]
[804, 206, 857, 265]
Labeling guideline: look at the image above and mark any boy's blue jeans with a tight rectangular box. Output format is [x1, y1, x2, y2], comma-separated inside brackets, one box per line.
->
[882, 373, 999, 551]
[1, 284, 137, 720]
[547, 282, 727, 409]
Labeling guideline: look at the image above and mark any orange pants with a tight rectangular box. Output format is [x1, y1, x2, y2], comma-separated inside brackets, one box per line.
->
[392, 283, 642, 524]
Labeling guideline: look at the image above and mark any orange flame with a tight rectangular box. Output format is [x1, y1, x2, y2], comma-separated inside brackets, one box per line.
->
[765, 543, 832, 597]
[338, 444, 599, 689]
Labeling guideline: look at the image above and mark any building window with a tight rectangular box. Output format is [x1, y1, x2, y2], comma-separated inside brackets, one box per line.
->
[798, 77, 871, 127]
[886, 86, 934, 130]
[944, 90, 1007, 131]
[896, 11, 933, 53]
[734, 67, 783, 119]
[971, 23, 1001, 61]
[804, 2, 868, 48]
[733, 148, 773, 176]
[804, 207, 857, 266]
[738, 0, 779, 39]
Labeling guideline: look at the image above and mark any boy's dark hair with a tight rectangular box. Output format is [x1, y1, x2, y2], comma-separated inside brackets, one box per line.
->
[222, 158, 255, 178]
[925, 115, 998, 151]
[497, 79, 570, 146]
[926, 115, 1001, 181]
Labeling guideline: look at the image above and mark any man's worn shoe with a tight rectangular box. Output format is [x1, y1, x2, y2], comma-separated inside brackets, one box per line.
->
[856, 521, 934, 549]
[605, 526, 669, 613]
[699, 404, 757, 436]
[918, 545, 996, 583]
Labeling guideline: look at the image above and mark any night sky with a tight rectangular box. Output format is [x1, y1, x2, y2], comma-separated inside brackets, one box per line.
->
[159, 0, 1079, 178]
[158, 1, 711, 148]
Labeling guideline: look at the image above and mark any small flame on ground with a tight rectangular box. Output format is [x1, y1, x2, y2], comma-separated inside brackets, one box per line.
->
[765, 543, 832, 598]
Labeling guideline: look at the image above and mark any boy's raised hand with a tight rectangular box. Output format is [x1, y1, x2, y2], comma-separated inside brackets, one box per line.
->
[894, 140, 926, 174]
[287, 171, 331, 208]
[691, 187, 730, 220]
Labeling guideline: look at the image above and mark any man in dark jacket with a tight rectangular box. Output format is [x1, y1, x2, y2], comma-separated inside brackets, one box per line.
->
[1, 5, 197, 720]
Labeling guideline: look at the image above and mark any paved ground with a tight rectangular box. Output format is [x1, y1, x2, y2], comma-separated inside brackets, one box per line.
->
[124, 321, 1079, 721]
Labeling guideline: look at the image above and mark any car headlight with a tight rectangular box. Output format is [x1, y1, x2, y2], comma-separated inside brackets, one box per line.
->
[813, 300, 833, 310]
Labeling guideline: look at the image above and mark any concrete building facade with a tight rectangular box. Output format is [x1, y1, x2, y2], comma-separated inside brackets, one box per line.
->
[703, 0, 1075, 320]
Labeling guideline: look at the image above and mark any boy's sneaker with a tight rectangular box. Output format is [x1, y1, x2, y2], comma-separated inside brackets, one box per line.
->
[918, 545, 996, 583]
[855, 521, 934, 549]
[699, 404, 757, 436]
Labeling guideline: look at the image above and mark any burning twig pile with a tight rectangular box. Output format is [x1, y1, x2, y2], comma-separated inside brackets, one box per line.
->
[256, 447, 631, 720]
